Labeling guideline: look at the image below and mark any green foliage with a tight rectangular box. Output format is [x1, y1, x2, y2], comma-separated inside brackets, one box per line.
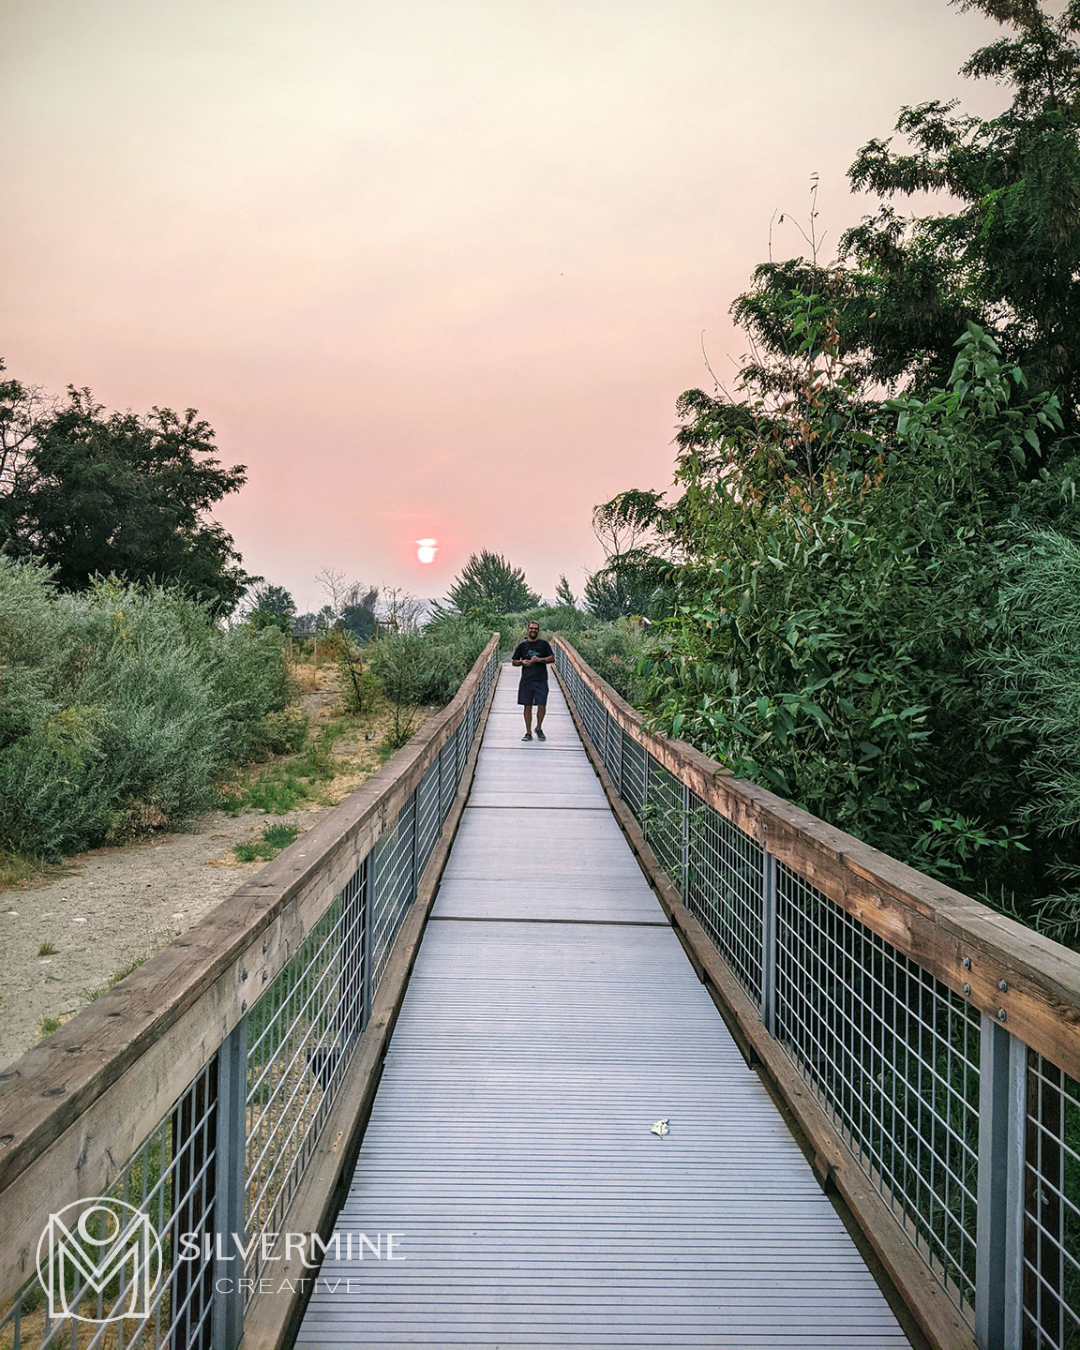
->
[337, 640, 379, 715]
[245, 583, 296, 634]
[367, 618, 490, 707]
[339, 585, 380, 641]
[0, 376, 251, 613]
[234, 823, 300, 862]
[987, 527, 1080, 836]
[223, 722, 339, 815]
[975, 526, 1080, 941]
[610, 318, 1065, 920]
[567, 620, 646, 703]
[587, 1, 1080, 951]
[583, 567, 658, 621]
[843, 2, 1080, 418]
[364, 617, 490, 752]
[554, 575, 577, 608]
[436, 550, 540, 619]
[0, 558, 295, 858]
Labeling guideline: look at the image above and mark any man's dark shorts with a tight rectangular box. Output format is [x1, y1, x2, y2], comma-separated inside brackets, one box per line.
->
[517, 684, 548, 706]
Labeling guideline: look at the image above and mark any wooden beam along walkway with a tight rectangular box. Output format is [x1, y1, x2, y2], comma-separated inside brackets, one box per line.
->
[296, 664, 910, 1348]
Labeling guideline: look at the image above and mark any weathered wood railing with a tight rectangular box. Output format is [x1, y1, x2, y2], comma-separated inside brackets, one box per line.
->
[0, 635, 500, 1350]
[555, 637, 1080, 1350]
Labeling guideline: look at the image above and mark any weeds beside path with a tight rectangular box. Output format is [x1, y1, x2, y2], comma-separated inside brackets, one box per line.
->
[0, 662, 435, 1069]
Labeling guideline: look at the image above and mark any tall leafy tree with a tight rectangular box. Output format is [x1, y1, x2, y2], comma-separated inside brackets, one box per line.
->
[554, 574, 577, 608]
[0, 380, 251, 612]
[439, 550, 539, 616]
[340, 583, 380, 641]
[245, 583, 297, 634]
[583, 567, 655, 621]
[842, 0, 1080, 418]
[726, 0, 1080, 454]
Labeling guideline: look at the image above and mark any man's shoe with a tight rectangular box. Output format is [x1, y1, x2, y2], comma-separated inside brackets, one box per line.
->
[521, 733, 533, 741]
[535, 728, 546, 741]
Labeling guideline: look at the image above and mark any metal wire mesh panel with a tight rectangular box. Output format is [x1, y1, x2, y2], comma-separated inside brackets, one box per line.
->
[370, 796, 416, 997]
[582, 682, 606, 754]
[775, 863, 982, 1316]
[685, 797, 765, 1003]
[416, 757, 442, 876]
[244, 870, 366, 1287]
[643, 756, 683, 883]
[602, 709, 623, 789]
[438, 737, 455, 820]
[621, 729, 647, 823]
[455, 714, 468, 783]
[0, 1063, 218, 1350]
[1024, 1056, 1080, 1349]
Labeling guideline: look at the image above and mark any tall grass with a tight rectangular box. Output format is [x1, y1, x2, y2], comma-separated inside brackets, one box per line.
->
[0, 558, 297, 859]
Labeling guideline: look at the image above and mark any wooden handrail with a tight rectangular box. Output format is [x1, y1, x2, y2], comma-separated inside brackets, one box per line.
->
[555, 636, 1080, 1080]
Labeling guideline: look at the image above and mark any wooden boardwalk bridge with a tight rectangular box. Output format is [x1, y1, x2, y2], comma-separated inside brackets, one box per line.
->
[297, 671, 908, 1347]
[1, 637, 1077, 1350]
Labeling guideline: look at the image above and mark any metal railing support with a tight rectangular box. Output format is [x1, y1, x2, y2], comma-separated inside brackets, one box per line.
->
[212, 1019, 248, 1350]
[761, 851, 778, 1037]
[974, 1015, 1026, 1350]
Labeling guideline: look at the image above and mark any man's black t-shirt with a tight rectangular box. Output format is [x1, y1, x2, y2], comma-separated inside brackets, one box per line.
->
[514, 638, 553, 687]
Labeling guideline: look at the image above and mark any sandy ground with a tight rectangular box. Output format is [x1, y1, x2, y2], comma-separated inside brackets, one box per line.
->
[0, 667, 432, 1071]
[0, 807, 329, 1069]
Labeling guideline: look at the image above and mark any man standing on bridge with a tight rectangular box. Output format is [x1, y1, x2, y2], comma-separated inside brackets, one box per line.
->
[512, 621, 554, 742]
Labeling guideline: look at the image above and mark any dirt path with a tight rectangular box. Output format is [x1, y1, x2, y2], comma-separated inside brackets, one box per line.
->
[0, 806, 329, 1068]
[0, 666, 433, 1070]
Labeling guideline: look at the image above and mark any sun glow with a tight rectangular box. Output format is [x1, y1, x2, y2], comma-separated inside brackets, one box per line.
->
[416, 538, 438, 565]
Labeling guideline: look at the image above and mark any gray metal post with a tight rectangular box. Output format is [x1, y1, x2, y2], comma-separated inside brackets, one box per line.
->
[212, 1018, 248, 1350]
[642, 752, 650, 840]
[761, 851, 778, 1037]
[975, 1015, 1026, 1350]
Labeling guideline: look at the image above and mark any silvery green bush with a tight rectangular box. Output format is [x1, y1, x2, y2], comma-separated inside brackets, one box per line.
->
[0, 558, 295, 858]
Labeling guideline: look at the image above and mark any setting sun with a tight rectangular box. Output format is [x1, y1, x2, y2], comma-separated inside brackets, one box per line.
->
[416, 538, 438, 565]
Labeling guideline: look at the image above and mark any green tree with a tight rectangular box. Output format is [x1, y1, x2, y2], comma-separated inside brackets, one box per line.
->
[0, 359, 49, 495]
[583, 567, 655, 621]
[600, 320, 1059, 906]
[245, 583, 297, 634]
[339, 583, 379, 641]
[720, 0, 1080, 475]
[554, 574, 577, 608]
[0, 380, 250, 612]
[843, 0, 1080, 411]
[438, 550, 539, 617]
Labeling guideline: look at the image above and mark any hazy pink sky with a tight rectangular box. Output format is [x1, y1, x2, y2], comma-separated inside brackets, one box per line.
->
[1, 0, 1007, 610]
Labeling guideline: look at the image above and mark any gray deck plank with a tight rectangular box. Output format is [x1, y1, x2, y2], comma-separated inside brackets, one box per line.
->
[296, 664, 911, 1349]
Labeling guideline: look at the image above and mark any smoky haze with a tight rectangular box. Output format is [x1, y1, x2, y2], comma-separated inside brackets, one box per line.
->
[0, 0, 1006, 608]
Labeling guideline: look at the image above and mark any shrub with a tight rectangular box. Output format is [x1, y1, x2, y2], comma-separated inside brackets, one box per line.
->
[566, 621, 646, 702]
[367, 619, 489, 707]
[0, 559, 295, 859]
